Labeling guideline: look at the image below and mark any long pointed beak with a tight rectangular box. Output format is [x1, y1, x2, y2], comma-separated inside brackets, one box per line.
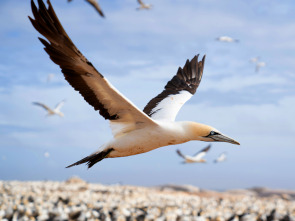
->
[212, 134, 240, 145]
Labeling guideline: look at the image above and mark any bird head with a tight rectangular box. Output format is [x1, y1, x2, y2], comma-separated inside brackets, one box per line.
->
[189, 122, 240, 145]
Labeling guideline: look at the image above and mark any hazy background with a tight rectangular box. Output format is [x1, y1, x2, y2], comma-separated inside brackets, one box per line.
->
[0, 0, 295, 190]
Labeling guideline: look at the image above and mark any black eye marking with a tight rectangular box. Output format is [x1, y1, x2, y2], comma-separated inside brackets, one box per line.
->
[210, 131, 219, 136]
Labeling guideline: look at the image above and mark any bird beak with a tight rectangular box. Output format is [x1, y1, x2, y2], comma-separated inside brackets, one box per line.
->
[211, 134, 240, 145]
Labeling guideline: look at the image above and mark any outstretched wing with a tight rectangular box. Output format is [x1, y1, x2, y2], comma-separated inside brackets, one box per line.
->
[176, 149, 186, 159]
[29, 0, 157, 137]
[137, 0, 144, 5]
[86, 0, 105, 17]
[55, 100, 65, 111]
[32, 102, 52, 112]
[143, 55, 205, 121]
[193, 144, 211, 160]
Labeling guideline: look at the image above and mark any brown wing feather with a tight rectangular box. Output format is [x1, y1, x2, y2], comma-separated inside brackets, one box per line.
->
[86, 0, 105, 17]
[29, 0, 155, 127]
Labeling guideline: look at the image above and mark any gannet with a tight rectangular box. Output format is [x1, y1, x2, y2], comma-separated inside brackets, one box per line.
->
[32, 100, 65, 117]
[255, 61, 266, 73]
[29, 0, 239, 169]
[249, 57, 266, 72]
[68, 0, 105, 17]
[216, 36, 239, 43]
[137, 0, 152, 10]
[214, 152, 226, 163]
[249, 57, 260, 64]
[47, 73, 55, 83]
[176, 145, 211, 164]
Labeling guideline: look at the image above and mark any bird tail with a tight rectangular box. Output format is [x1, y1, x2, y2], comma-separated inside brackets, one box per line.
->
[66, 148, 114, 169]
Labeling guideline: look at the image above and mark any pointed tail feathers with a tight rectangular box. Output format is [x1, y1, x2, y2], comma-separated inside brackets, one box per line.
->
[66, 148, 114, 169]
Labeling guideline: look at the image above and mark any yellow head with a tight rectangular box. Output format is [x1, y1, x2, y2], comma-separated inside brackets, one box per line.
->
[187, 122, 240, 145]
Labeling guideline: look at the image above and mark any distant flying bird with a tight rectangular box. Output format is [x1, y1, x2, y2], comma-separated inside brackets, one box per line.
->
[214, 152, 226, 163]
[255, 61, 266, 73]
[44, 151, 50, 158]
[137, 0, 152, 10]
[29, 0, 239, 169]
[216, 36, 239, 43]
[249, 57, 260, 64]
[47, 73, 55, 83]
[176, 145, 211, 164]
[33, 100, 65, 117]
[68, 0, 105, 17]
[250, 57, 266, 73]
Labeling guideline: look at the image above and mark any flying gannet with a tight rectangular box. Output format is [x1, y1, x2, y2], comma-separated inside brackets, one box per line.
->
[68, 0, 105, 17]
[29, 0, 239, 169]
[33, 100, 65, 117]
[249, 57, 266, 73]
[216, 36, 239, 43]
[255, 61, 266, 73]
[176, 145, 211, 164]
[137, 0, 152, 10]
[214, 152, 226, 163]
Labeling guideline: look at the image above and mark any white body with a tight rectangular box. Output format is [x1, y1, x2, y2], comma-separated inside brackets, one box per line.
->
[103, 121, 192, 158]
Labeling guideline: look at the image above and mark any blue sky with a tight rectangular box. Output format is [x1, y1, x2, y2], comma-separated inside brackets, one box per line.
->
[0, 0, 295, 190]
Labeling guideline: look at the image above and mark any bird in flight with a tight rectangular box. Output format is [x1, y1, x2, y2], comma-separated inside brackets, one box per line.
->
[29, 0, 239, 169]
[137, 0, 152, 10]
[176, 145, 211, 164]
[214, 152, 227, 163]
[33, 100, 65, 117]
[250, 57, 266, 73]
[216, 36, 239, 43]
[68, 0, 105, 17]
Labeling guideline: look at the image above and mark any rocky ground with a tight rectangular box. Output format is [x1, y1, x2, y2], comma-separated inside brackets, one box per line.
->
[0, 177, 294, 221]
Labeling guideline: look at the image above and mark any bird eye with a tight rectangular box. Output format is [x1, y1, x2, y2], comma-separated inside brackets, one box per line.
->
[210, 131, 219, 136]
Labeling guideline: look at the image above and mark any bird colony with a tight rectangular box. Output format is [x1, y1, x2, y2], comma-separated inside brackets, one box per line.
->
[1, 178, 295, 221]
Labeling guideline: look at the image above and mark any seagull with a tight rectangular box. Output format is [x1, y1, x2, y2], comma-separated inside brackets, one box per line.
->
[32, 100, 65, 117]
[29, 0, 239, 169]
[176, 145, 211, 164]
[68, 0, 105, 17]
[137, 0, 152, 10]
[216, 36, 239, 43]
[214, 152, 226, 163]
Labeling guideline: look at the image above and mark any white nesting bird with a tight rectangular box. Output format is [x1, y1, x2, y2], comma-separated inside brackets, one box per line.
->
[33, 100, 65, 117]
[176, 145, 211, 163]
[29, 0, 239, 169]
[214, 152, 226, 163]
[137, 0, 152, 10]
[216, 36, 239, 43]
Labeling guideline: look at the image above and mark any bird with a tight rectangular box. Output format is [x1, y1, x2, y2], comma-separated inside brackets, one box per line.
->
[216, 36, 239, 43]
[249, 57, 266, 73]
[255, 61, 266, 73]
[137, 0, 152, 10]
[32, 100, 65, 117]
[176, 145, 211, 164]
[46, 73, 55, 83]
[214, 152, 226, 163]
[68, 0, 105, 17]
[29, 0, 240, 169]
[249, 57, 259, 64]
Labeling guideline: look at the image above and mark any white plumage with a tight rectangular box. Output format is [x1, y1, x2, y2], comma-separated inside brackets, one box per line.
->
[30, 0, 240, 169]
